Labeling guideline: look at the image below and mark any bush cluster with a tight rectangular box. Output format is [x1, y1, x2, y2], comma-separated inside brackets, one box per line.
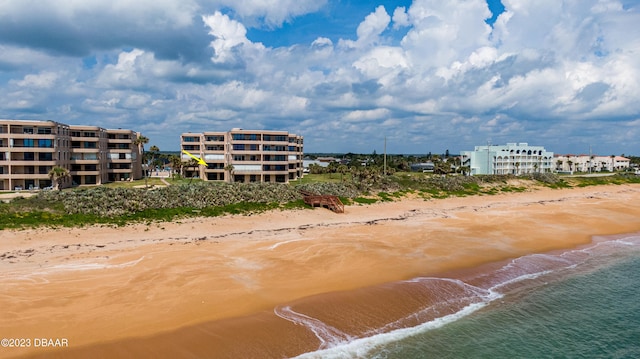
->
[294, 182, 361, 198]
[37, 182, 302, 217]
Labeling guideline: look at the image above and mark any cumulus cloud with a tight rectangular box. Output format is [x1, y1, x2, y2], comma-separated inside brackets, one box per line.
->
[217, 0, 327, 28]
[392, 7, 410, 29]
[340, 6, 391, 49]
[344, 108, 391, 122]
[12, 72, 60, 89]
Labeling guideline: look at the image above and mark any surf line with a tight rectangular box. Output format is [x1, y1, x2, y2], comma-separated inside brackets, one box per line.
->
[274, 306, 353, 349]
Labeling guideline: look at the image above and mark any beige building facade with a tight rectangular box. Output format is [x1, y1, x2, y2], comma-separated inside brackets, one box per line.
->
[180, 128, 304, 183]
[0, 119, 142, 190]
[554, 154, 630, 173]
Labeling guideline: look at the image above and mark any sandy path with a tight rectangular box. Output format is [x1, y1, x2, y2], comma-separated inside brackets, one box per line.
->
[1, 184, 640, 358]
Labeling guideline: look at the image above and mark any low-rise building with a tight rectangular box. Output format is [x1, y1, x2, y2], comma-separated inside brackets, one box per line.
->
[554, 154, 630, 173]
[1, 119, 142, 190]
[461, 143, 554, 175]
[180, 128, 304, 183]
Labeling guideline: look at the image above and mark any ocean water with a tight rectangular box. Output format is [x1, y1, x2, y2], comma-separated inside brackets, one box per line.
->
[293, 233, 640, 359]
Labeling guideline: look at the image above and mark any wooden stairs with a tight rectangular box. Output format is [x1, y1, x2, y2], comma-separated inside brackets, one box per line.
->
[299, 190, 344, 214]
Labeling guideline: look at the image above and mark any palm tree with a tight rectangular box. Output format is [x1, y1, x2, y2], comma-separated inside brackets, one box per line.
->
[133, 135, 149, 187]
[337, 164, 348, 182]
[133, 135, 149, 158]
[168, 154, 183, 179]
[514, 162, 520, 175]
[48, 166, 70, 190]
[148, 145, 160, 172]
[611, 155, 616, 172]
[224, 164, 235, 183]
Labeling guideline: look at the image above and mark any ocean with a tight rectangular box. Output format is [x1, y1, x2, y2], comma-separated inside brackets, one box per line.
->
[22, 233, 639, 358]
[292, 233, 640, 359]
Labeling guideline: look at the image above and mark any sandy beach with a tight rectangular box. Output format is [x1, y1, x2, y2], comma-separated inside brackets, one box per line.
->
[2, 184, 640, 358]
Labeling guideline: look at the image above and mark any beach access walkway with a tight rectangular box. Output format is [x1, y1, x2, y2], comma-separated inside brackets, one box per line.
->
[299, 190, 345, 213]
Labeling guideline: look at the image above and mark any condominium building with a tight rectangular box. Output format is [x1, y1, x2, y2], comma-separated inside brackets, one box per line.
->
[180, 128, 304, 183]
[0, 119, 142, 191]
[554, 154, 630, 173]
[461, 142, 554, 175]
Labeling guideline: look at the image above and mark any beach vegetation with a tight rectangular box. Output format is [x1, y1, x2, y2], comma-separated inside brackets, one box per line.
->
[353, 197, 378, 204]
[3, 167, 640, 229]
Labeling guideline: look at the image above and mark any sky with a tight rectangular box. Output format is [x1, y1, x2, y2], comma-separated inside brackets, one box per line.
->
[1, 0, 639, 155]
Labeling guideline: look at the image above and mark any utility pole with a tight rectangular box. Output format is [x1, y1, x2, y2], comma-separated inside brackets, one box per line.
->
[383, 136, 387, 176]
[487, 140, 491, 175]
[589, 145, 593, 173]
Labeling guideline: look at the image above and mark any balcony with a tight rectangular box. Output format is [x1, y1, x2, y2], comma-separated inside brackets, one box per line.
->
[72, 170, 100, 176]
[0, 173, 49, 179]
[107, 168, 133, 173]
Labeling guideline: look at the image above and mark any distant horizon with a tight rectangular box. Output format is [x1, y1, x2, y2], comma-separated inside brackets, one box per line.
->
[155, 149, 638, 158]
[1, 1, 638, 155]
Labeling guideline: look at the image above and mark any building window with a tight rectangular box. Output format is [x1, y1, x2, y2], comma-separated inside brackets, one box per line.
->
[232, 133, 259, 141]
[38, 153, 53, 161]
[38, 139, 53, 148]
[37, 127, 52, 134]
[233, 144, 245, 151]
[183, 136, 199, 142]
[205, 135, 224, 142]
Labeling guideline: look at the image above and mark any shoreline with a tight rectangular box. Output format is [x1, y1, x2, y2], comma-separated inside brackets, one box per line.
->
[2, 184, 640, 358]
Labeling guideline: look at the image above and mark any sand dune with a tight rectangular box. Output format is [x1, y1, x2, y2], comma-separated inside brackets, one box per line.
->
[2, 184, 640, 358]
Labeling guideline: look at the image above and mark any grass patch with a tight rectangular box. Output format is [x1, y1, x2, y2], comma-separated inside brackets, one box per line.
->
[500, 186, 527, 193]
[354, 197, 378, 204]
[377, 192, 394, 202]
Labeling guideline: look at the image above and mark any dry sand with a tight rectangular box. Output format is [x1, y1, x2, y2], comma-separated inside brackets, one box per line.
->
[1, 184, 640, 358]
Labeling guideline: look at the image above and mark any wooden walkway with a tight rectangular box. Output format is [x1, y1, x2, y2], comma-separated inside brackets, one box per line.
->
[299, 190, 344, 213]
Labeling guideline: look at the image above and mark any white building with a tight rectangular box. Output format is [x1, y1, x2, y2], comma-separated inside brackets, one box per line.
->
[461, 143, 554, 175]
[554, 154, 630, 173]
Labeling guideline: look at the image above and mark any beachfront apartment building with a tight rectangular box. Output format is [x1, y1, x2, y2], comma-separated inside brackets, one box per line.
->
[180, 128, 304, 183]
[554, 154, 630, 173]
[461, 143, 554, 175]
[0, 119, 142, 190]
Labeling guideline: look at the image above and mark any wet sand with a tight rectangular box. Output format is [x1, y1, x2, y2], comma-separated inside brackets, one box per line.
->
[2, 184, 640, 358]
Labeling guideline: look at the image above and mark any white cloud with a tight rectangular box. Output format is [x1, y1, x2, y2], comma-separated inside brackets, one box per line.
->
[401, 0, 492, 67]
[340, 6, 391, 49]
[344, 108, 390, 122]
[203, 11, 266, 64]
[392, 7, 409, 29]
[217, 0, 327, 27]
[95, 49, 147, 87]
[12, 72, 60, 89]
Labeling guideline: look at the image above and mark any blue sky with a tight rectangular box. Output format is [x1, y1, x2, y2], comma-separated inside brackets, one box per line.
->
[1, 0, 639, 155]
